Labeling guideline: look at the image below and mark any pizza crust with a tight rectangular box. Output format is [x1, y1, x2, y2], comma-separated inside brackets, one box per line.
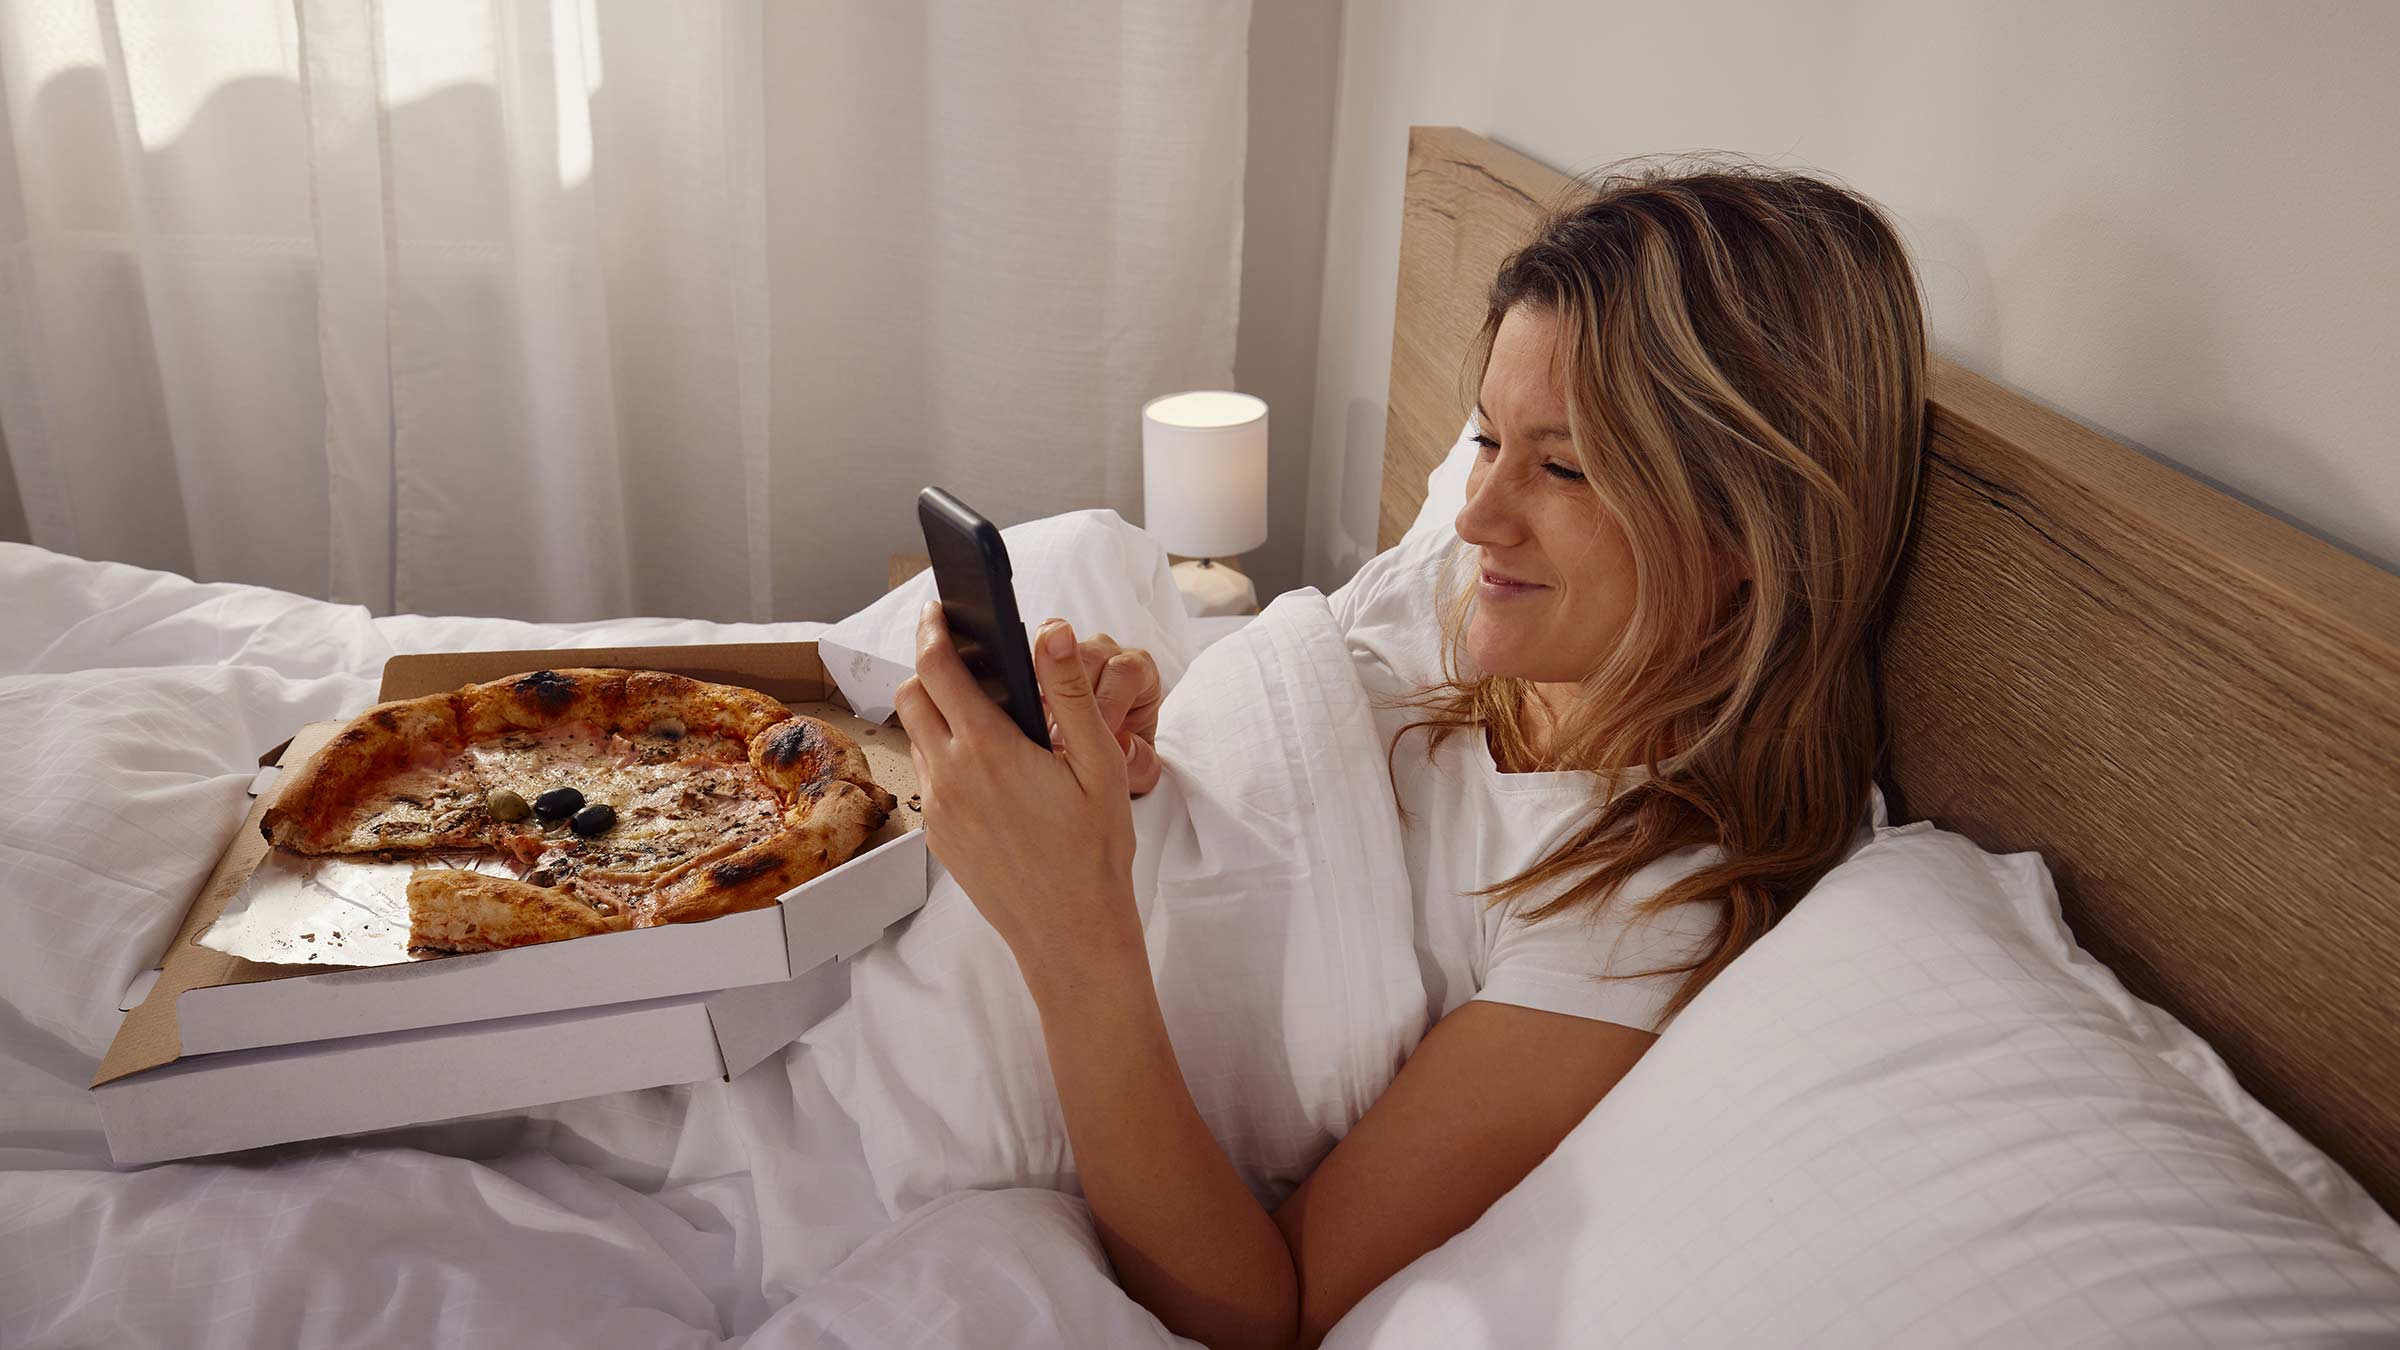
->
[258, 691, 466, 853]
[258, 667, 897, 956]
[636, 777, 896, 927]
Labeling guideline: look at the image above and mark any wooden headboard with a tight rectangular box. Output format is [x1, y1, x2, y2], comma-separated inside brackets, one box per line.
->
[1380, 126, 2400, 1212]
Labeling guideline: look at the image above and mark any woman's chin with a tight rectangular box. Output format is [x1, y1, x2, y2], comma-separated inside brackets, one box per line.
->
[1468, 613, 1590, 684]
[1465, 618, 1534, 679]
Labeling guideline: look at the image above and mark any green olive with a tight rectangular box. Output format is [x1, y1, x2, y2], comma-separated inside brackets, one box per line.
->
[486, 788, 531, 822]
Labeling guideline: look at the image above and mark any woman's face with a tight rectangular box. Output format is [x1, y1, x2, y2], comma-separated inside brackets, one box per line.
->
[1456, 304, 1639, 687]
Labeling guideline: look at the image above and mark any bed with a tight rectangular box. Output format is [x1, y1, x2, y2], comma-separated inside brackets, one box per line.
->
[2, 129, 2397, 1349]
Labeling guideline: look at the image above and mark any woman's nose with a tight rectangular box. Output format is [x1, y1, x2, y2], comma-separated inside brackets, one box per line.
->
[1454, 465, 1524, 547]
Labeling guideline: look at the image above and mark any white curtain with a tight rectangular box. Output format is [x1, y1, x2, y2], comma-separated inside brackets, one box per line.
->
[0, 0, 1249, 621]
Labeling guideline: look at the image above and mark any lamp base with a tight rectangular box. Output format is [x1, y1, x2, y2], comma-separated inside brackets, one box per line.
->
[1170, 557, 1257, 618]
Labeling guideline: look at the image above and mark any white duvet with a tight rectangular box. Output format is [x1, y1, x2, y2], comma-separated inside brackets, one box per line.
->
[0, 515, 1416, 1348]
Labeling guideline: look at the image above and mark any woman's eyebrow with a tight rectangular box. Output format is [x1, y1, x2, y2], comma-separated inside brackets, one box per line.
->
[1475, 403, 1572, 442]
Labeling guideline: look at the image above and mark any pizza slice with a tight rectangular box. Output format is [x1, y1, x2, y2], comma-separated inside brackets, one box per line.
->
[403, 871, 632, 953]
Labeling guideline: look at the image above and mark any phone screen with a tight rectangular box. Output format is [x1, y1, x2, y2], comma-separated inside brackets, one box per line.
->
[916, 487, 1048, 744]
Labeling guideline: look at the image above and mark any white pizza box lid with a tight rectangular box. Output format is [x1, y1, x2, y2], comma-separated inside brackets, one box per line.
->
[91, 641, 928, 1163]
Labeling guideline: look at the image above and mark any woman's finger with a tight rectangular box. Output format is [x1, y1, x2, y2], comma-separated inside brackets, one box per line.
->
[1093, 652, 1161, 737]
[1033, 619, 1122, 789]
[911, 601, 1010, 738]
[1050, 636, 1122, 729]
[893, 675, 950, 750]
[1125, 734, 1162, 797]
[1091, 653, 1140, 734]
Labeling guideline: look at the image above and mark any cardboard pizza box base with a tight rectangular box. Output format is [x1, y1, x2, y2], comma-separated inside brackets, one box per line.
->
[95, 964, 852, 1168]
[91, 642, 927, 1168]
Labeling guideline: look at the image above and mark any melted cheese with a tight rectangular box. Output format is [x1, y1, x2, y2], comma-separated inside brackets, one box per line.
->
[462, 722, 782, 887]
[343, 760, 486, 851]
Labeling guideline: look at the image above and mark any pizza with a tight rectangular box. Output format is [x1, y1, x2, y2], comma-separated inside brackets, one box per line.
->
[259, 668, 897, 957]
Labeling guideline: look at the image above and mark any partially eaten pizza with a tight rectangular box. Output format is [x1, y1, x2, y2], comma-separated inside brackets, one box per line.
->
[259, 667, 897, 956]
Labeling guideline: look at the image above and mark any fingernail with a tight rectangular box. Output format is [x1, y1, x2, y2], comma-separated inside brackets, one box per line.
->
[1044, 622, 1075, 659]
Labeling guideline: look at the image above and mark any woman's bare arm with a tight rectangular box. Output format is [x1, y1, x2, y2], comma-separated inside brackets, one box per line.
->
[1020, 936, 1302, 1349]
[1271, 1003, 1654, 1344]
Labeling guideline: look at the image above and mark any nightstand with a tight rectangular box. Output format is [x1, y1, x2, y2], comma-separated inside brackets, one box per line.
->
[888, 553, 930, 592]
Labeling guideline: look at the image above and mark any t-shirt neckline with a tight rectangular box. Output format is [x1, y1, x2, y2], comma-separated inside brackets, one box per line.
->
[1474, 724, 1605, 797]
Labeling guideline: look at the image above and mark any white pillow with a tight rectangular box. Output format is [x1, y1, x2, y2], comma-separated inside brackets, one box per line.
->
[1327, 822, 2400, 1348]
[818, 508, 1199, 721]
[1401, 419, 1477, 548]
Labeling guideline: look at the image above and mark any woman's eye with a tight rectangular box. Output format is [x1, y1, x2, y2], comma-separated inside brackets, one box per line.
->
[1541, 460, 1587, 482]
[1471, 433, 1500, 455]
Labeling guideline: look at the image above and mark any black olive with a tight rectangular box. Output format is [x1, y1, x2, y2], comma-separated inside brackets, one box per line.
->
[533, 786, 584, 820]
[569, 802, 617, 837]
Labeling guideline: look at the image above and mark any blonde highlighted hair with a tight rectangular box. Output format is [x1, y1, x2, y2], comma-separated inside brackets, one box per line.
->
[1400, 156, 1928, 1017]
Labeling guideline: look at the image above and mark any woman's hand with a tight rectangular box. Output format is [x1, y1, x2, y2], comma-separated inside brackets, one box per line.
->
[893, 603, 1144, 986]
[1051, 634, 1163, 796]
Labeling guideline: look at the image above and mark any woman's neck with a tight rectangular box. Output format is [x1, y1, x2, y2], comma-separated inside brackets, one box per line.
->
[1488, 680, 1581, 771]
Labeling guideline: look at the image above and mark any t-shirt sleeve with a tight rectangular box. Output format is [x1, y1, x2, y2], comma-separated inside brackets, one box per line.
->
[1474, 864, 1724, 1033]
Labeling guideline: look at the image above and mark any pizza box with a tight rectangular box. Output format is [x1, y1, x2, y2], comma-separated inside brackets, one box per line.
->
[91, 641, 929, 1167]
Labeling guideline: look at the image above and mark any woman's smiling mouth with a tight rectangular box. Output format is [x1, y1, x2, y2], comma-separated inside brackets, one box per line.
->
[1478, 568, 1548, 600]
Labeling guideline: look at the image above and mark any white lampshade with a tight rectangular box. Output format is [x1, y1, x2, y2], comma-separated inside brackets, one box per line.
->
[1142, 390, 1268, 559]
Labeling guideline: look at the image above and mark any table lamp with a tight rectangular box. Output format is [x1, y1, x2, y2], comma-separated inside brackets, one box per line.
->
[1142, 390, 1268, 617]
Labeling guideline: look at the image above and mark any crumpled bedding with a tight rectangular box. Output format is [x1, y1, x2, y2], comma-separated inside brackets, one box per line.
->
[0, 515, 1418, 1349]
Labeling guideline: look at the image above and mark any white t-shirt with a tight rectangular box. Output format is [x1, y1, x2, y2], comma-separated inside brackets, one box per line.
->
[1327, 522, 1724, 1034]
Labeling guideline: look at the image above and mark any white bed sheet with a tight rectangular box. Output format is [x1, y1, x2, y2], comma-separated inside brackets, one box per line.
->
[0, 535, 1222, 1348]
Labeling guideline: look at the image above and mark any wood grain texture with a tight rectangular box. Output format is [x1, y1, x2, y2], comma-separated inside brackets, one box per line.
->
[1381, 126, 2400, 1213]
[1381, 128, 1576, 553]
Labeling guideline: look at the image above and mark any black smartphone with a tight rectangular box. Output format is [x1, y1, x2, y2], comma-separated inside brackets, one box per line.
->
[917, 487, 1048, 744]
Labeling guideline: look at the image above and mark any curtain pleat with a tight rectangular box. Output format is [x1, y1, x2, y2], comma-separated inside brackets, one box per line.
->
[296, 0, 396, 611]
[0, 0, 1250, 622]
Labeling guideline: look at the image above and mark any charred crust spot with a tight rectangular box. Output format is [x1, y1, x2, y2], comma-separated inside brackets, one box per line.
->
[514, 670, 579, 713]
[757, 719, 827, 773]
[369, 708, 399, 731]
[709, 853, 780, 888]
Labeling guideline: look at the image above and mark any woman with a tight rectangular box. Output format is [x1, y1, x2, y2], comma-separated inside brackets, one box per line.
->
[895, 159, 1927, 1349]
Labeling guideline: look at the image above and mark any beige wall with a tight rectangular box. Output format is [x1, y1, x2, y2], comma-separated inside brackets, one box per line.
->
[1299, 0, 2400, 589]
[1235, 0, 1344, 598]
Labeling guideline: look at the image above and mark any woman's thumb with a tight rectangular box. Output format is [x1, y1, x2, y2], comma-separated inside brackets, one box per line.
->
[1035, 620, 1117, 781]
